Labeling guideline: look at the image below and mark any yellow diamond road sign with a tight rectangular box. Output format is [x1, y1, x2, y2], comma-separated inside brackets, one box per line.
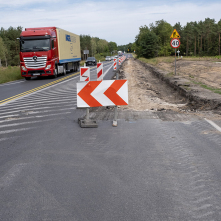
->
[170, 29, 180, 38]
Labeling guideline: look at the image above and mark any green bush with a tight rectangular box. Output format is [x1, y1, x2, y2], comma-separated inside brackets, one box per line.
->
[0, 66, 22, 84]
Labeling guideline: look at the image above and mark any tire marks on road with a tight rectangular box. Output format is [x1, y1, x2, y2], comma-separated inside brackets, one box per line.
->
[154, 121, 221, 220]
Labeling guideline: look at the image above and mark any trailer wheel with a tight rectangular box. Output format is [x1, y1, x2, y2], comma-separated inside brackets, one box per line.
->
[63, 65, 67, 75]
[74, 63, 77, 72]
[76, 63, 79, 72]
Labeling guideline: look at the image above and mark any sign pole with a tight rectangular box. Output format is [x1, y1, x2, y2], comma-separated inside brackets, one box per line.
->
[175, 48, 176, 76]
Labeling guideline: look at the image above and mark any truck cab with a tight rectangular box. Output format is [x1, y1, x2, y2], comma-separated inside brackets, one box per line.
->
[19, 27, 81, 80]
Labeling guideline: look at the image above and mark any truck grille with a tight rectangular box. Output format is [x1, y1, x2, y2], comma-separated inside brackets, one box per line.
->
[24, 56, 47, 69]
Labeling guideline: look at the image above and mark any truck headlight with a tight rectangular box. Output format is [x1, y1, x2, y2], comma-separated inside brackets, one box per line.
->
[45, 64, 51, 70]
[21, 66, 27, 71]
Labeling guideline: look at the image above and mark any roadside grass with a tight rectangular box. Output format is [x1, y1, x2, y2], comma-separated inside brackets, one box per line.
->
[166, 72, 175, 77]
[80, 61, 85, 67]
[138, 55, 221, 65]
[131, 53, 136, 58]
[94, 54, 106, 62]
[137, 55, 221, 95]
[0, 66, 22, 84]
[181, 55, 221, 62]
[138, 57, 174, 65]
[191, 80, 221, 95]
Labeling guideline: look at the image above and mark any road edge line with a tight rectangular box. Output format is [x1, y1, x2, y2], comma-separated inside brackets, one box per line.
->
[204, 118, 221, 133]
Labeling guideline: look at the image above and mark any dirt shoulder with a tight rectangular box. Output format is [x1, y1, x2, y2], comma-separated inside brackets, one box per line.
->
[118, 58, 187, 112]
[157, 59, 221, 89]
[115, 57, 221, 120]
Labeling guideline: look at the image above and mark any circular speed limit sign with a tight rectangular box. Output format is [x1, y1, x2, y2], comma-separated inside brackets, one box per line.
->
[170, 38, 180, 48]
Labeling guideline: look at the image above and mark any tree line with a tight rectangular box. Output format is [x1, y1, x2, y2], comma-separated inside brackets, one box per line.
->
[134, 18, 221, 58]
[80, 35, 118, 59]
[1, 18, 221, 67]
[0, 26, 22, 67]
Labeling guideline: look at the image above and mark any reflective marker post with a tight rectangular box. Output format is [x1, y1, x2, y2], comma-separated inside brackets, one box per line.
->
[113, 60, 119, 127]
[177, 50, 180, 59]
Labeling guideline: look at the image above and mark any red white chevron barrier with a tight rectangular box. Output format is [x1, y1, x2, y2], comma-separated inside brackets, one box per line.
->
[113, 58, 117, 70]
[77, 80, 128, 107]
[97, 62, 103, 81]
[119, 57, 121, 66]
[80, 66, 90, 81]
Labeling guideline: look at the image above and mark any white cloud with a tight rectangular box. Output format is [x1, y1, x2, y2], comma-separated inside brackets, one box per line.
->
[0, 0, 221, 45]
[0, 0, 60, 7]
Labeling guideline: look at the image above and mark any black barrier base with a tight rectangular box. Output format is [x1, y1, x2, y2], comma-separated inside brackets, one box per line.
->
[78, 118, 98, 128]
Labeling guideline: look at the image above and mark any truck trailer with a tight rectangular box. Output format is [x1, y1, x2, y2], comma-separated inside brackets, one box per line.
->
[19, 27, 81, 80]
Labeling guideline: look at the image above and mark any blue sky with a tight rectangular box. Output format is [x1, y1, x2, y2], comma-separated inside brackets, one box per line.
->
[0, 0, 221, 45]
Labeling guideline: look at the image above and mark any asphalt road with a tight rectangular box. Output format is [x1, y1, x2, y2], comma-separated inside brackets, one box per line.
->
[0, 59, 117, 103]
[1, 55, 221, 220]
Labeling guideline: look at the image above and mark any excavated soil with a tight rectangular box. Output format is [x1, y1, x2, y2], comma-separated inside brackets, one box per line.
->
[119, 59, 187, 112]
[115, 58, 221, 120]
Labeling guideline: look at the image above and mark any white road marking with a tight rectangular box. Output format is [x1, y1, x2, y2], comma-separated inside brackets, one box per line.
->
[104, 63, 114, 77]
[0, 127, 36, 135]
[0, 111, 72, 123]
[204, 118, 221, 133]
[0, 103, 74, 116]
[0, 119, 59, 128]
[0, 97, 76, 110]
[0, 80, 24, 87]
[0, 114, 19, 119]
[0, 136, 21, 142]
[0, 75, 79, 107]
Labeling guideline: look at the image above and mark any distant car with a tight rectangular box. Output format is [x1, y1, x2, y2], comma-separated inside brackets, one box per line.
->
[111, 56, 115, 60]
[105, 56, 111, 61]
[85, 57, 97, 66]
[115, 55, 118, 58]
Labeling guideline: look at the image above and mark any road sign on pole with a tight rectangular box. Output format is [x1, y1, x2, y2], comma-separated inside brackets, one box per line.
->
[170, 29, 180, 38]
[170, 38, 180, 48]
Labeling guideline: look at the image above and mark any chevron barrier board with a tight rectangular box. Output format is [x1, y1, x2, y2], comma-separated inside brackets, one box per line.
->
[77, 80, 128, 107]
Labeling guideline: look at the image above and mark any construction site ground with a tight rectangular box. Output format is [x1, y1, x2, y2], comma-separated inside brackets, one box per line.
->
[90, 57, 221, 123]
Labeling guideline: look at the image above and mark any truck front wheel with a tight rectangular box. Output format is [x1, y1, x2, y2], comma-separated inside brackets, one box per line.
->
[25, 77, 31, 80]
[53, 68, 58, 78]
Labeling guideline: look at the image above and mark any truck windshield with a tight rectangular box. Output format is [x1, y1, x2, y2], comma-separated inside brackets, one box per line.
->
[20, 39, 50, 52]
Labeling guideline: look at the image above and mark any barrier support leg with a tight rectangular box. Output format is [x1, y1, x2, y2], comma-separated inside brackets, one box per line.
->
[113, 71, 119, 127]
[113, 106, 118, 127]
[79, 108, 98, 128]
